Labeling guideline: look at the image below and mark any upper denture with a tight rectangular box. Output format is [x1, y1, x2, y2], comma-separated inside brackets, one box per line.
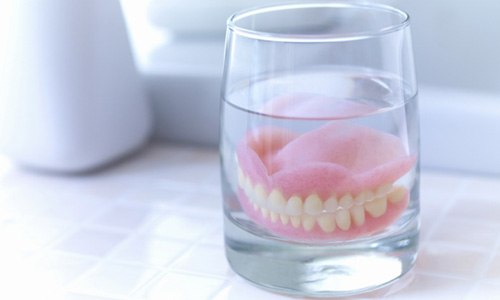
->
[237, 122, 415, 199]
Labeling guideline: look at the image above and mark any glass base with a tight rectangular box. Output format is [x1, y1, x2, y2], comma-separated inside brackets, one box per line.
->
[224, 215, 419, 298]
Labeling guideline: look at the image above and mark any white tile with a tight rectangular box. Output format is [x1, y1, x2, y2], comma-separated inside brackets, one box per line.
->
[134, 271, 226, 300]
[59, 292, 117, 300]
[42, 194, 110, 222]
[33, 252, 98, 286]
[71, 262, 159, 298]
[385, 273, 472, 300]
[110, 235, 190, 267]
[141, 211, 219, 242]
[212, 278, 291, 300]
[464, 282, 500, 300]
[176, 192, 222, 213]
[484, 252, 500, 284]
[91, 204, 162, 231]
[416, 242, 489, 279]
[54, 228, 128, 257]
[0, 186, 53, 217]
[200, 226, 225, 247]
[124, 187, 188, 209]
[447, 196, 500, 225]
[172, 244, 233, 278]
[428, 218, 500, 250]
[0, 217, 74, 255]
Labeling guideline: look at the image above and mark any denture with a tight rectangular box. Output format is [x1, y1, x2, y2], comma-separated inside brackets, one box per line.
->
[235, 122, 415, 241]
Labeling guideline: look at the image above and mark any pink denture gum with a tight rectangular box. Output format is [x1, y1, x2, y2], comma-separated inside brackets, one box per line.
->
[236, 119, 415, 242]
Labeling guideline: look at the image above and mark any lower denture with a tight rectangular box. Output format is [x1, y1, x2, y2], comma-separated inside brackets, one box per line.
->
[236, 121, 416, 241]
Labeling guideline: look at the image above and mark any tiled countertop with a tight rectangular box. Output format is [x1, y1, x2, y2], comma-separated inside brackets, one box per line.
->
[0, 144, 499, 300]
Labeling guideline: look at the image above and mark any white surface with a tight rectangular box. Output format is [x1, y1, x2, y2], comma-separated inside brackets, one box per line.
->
[0, 144, 499, 299]
[0, 0, 151, 172]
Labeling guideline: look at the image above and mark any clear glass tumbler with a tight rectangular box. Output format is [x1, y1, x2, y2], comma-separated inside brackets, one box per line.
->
[220, 2, 419, 297]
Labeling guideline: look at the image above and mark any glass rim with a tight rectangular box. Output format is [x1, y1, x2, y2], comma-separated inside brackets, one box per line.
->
[227, 2, 410, 43]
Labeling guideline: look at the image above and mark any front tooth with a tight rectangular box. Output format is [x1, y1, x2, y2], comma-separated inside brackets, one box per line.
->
[339, 194, 354, 209]
[336, 210, 351, 231]
[290, 216, 301, 228]
[350, 205, 365, 226]
[317, 214, 336, 233]
[254, 184, 267, 206]
[280, 214, 289, 225]
[285, 196, 303, 216]
[388, 186, 407, 203]
[324, 196, 338, 212]
[270, 212, 279, 223]
[244, 177, 253, 197]
[302, 215, 316, 231]
[304, 194, 323, 215]
[237, 167, 245, 188]
[260, 207, 269, 219]
[365, 197, 387, 218]
[355, 190, 374, 205]
[268, 189, 286, 213]
[376, 184, 393, 197]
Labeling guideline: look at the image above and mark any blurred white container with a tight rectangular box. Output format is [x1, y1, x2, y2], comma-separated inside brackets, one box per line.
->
[0, 0, 151, 172]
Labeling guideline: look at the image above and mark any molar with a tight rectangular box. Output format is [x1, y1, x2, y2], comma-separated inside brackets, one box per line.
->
[350, 205, 365, 226]
[365, 196, 387, 218]
[376, 183, 393, 197]
[355, 190, 374, 205]
[388, 186, 406, 203]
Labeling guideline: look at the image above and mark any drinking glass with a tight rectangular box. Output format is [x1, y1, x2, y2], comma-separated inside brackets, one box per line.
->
[220, 2, 419, 297]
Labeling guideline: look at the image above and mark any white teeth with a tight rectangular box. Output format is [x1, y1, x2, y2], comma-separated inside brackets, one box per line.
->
[388, 186, 406, 203]
[254, 184, 267, 206]
[376, 184, 393, 197]
[317, 214, 336, 233]
[350, 205, 365, 227]
[339, 194, 354, 209]
[290, 216, 301, 228]
[304, 194, 323, 215]
[302, 215, 316, 231]
[270, 212, 279, 223]
[285, 196, 303, 216]
[237, 167, 245, 188]
[244, 177, 253, 197]
[365, 196, 387, 218]
[336, 210, 351, 231]
[280, 214, 289, 225]
[324, 196, 338, 212]
[237, 166, 401, 231]
[354, 190, 374, 205]
[268, 189, 286, 213]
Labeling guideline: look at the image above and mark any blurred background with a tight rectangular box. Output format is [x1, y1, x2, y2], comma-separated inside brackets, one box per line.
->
[0, 0, 499, 174]
[121, 0, 500, 175]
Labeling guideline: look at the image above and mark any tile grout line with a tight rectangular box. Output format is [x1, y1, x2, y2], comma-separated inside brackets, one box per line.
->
[419, 177, 468, 244]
